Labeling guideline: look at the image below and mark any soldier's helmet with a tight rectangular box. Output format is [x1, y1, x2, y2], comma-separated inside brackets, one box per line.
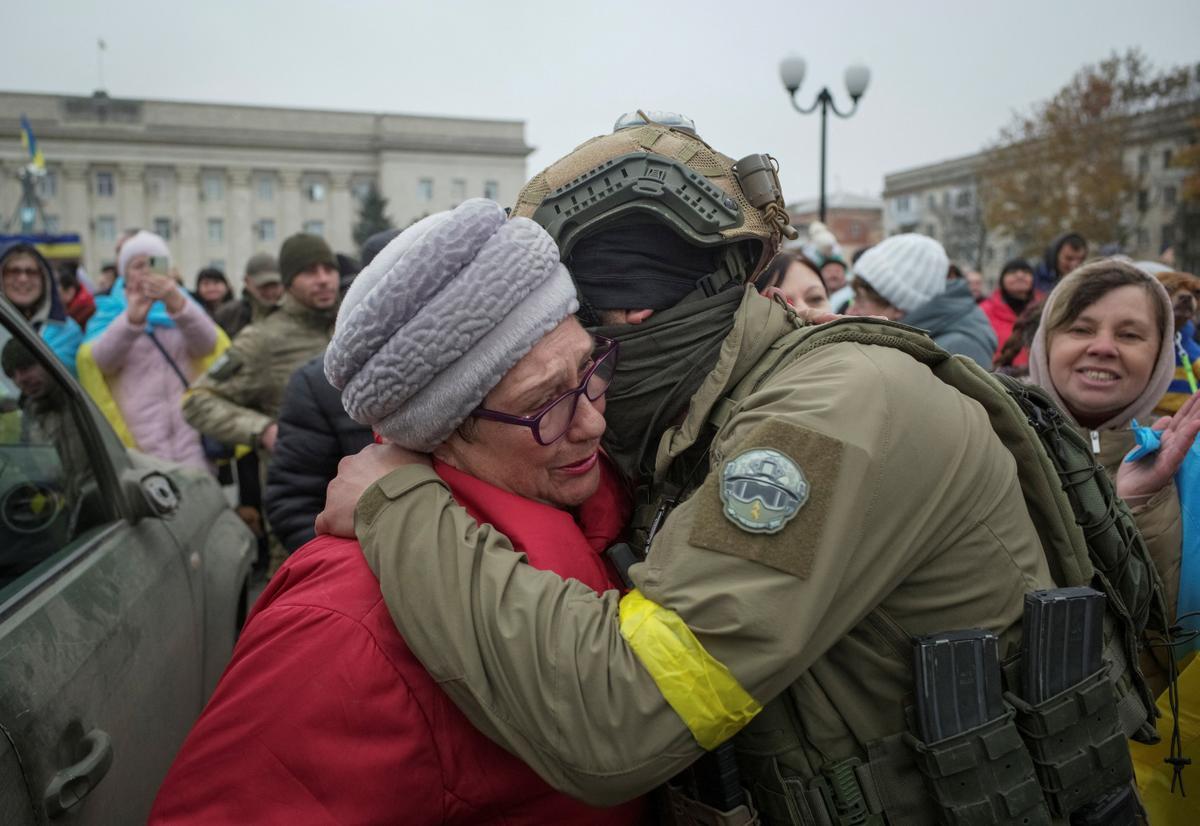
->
[511, 110, 795, 288]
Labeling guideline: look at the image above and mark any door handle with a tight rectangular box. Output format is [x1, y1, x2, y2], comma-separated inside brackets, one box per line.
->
[43, 728, 113, 819]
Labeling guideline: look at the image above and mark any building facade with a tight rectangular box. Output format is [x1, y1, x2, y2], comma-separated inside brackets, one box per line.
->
[882, 101, 1199, 281]
[0, 90, 532, 289]
[785, 192, 884, 260]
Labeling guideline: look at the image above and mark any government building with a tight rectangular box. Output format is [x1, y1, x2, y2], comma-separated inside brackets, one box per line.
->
[0, 90, 532, 288]
[881, 100, 1198, 280]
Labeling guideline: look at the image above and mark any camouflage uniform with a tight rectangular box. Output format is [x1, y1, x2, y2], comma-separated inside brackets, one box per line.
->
[182, 294, 334, 449]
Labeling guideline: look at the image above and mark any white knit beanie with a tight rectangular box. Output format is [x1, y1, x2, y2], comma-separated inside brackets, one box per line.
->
[325, 198, 578, 451]
[852, 234, 948, 313]
[117, 230, 171, 278]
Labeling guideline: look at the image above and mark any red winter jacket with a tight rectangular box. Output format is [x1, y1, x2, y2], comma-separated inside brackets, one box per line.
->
[979, 289, 1029, 368]
[150, 459, 647, 826]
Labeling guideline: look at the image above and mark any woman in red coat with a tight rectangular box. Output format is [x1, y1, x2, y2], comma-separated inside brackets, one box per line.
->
[150, 200, 649, 825]
[979, 257, 1036, 368]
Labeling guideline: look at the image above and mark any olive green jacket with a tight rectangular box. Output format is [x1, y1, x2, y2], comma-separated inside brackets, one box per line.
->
[182, 294, 335, 448]
[356, 290, 1053, 805]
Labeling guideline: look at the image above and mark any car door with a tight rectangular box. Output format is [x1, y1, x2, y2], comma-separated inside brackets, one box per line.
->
[0, 304, 203, 825]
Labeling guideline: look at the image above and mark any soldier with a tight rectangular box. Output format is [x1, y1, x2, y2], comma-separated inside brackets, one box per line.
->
[184, 234, 338, 570]
[215, 252, 284, 338]
[319, 115, 1149, 824]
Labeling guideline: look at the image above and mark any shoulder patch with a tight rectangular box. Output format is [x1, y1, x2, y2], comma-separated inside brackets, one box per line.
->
[689, 419, 844, 579]
[720, 449, 808, 534]
[207, 350, 242, 381]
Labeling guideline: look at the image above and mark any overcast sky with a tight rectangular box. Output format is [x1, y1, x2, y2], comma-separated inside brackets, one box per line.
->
[5, 0, 1198, 202]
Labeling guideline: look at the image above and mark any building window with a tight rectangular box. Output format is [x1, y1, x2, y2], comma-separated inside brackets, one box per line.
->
[351, 179, 373, 202]
[256, 219, 276, 242]
[209, 259, 226, 272]
[483, 180, 499, 200]
[847, 221, 864, 241]
[1164, 186, 1178, 207]
[895, 195, 910, 212]
[1162, 225, 1176, 249]
[153, 217, 172, 240]
[256, 175, 274, 201]
[955, 190, 972, 208]
[451, 179, 466, 203]
[95, 171, 115, 198]
[1138, 153, 1150, 176]
[44, 215, 59, 233]
[1163, 149, 1174, 169]
[201, 172, 224, 202]
[36, 170, 58, 199]
[146, 172, 169, 200]
[207, 218, 224, 244]
[1137, 190, 1149, 212]
[926, 194, 936, 209]
[95, 216, 116, 242]
[417, 179, 433, 202]
[305, 180, 326, 202]
[1136, 228, 1150, 249]
[925, 224, 936, 237]
[303, 220, 324, 237]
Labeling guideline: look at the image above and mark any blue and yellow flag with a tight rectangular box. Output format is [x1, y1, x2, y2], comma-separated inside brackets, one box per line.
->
[19, 115, 44, 171]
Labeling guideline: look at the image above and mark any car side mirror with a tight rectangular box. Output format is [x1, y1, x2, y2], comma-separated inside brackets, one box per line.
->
[120, 469, 180, 522]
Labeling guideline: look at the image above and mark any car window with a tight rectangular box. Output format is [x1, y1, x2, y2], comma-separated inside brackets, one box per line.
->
[0, 323, 115, 597]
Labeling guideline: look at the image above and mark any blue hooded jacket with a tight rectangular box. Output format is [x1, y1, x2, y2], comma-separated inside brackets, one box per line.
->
[0, 241, 82, 375]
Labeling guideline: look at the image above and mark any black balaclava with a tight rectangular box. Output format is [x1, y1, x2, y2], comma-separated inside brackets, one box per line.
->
[568, 218, 720, 317]
[572, 219, 754, 484]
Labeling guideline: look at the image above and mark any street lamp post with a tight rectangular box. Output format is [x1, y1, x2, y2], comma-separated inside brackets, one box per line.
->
[778, 57, 870, 223]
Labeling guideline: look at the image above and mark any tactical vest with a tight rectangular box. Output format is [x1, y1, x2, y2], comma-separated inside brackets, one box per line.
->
[642, 314, 1170, 826]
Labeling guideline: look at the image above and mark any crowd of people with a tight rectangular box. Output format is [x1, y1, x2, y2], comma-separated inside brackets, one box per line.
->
[3, 113, 1198, 824]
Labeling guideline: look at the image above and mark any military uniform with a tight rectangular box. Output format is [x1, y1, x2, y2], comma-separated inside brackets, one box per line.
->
[344, 116, 1152, 825]
[214, 290, 277, 340]
[355, 289, 1056, 818]
[182, 294, 334, 449]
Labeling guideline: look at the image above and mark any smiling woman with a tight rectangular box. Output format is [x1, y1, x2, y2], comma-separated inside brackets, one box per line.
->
[1029, 259, 1200, 686]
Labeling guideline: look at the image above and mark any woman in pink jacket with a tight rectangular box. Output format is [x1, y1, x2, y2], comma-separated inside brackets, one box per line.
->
[80, 230, 222, 470]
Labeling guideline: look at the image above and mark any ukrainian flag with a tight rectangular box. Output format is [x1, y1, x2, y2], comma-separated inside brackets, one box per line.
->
[19, 115, 44, 171]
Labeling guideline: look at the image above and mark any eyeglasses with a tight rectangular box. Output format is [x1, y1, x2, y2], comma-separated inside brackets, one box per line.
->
[472, 336, 619, 445]
[2, 266, 41, 281]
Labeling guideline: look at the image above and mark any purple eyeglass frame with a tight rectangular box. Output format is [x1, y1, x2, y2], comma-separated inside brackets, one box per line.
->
[471, 336, 619, 445]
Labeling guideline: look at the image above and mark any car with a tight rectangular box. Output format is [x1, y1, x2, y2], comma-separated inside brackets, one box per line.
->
[0, 297, 255, 824]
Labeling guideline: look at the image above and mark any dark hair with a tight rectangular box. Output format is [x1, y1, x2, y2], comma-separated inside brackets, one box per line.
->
[851, 276, 894, 310]
[994, 297, 1045, 373]
[946, 263, 963, 280]
[195, 267, 228, 288]
[57, 266, 80, 291]
[851, 244, 873, 265]
[1000, 258, 1032, 278]
[1059, 233, 1087, 252]
[1, 337, 38, 377]
[1044, 259, 1168, 344]
[754, 251, 826, 293]
[100, 264, 117, 276]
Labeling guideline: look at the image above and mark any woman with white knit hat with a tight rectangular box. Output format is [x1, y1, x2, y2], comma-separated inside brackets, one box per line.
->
[847, 232, 997, 365]
[77, 230, 226, 470]
[151, 199, 647, 825]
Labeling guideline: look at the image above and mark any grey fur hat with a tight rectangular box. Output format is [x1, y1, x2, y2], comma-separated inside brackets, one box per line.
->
[325, 198, 578, 450]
